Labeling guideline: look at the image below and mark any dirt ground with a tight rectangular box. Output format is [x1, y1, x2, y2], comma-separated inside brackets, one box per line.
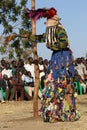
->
[0, 95, 87, 130]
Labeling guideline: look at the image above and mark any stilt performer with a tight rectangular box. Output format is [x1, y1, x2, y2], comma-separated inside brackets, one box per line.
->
[26, 7, 80, 123]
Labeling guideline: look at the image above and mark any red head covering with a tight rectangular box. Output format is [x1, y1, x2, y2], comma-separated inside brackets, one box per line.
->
[45, 8, 57, 19]
[26, 7, 57, 21]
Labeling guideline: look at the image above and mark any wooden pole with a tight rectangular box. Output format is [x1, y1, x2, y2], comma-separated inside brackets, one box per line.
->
[31, 0, 40, 117]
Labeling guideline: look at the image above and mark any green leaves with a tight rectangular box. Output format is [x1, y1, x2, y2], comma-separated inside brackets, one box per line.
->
[0, 0, 33, 59]
[4, 24, 13, 34]
[11, 39, 20, 48]
[0, 0, 29, 34]
[15, 47, 23, 58]
[0, 46, 6, 54]
[20, 0, 28, 6]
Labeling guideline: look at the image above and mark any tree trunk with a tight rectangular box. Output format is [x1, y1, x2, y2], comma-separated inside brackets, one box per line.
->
[32, 0, 39, 117]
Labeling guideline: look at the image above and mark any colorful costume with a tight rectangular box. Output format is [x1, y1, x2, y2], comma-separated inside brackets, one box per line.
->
[46, 23, 75, 80]
[40, 11, 80, 123]
[26, 7, 80, 123]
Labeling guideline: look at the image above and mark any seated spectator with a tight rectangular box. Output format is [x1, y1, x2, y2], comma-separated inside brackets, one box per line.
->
[80, 78, 87, 94]
[0, 74, 16, 101]
[74, 70, 87, 94]
[75, 58, 87, 80]
[73, 70, 81, 82]
[0, 88, 5, 103]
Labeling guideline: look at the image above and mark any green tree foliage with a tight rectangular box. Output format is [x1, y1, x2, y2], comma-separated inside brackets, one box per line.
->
[0, 0, 33, 59]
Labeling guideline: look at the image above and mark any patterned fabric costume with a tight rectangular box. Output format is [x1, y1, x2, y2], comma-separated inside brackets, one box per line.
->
[40, 80, 80, 122]
[40, 14, 80, 123]
[46, 23, 75, 80]
[26, 7, 80, 123]
[47, 48, 75, 80]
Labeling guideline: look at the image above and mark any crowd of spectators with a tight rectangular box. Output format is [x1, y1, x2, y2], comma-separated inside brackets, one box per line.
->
[0, 56, 87, 103]
[74, 57, 87, 94]
[0, 57, 49, 103]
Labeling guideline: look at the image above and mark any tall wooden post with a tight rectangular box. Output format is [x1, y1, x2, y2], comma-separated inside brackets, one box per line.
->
[31, 0, 39, 117]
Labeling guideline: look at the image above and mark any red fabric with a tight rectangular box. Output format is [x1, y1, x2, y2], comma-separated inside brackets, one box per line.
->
[45, 8, 57, 19]
[26, 7, 57, 21]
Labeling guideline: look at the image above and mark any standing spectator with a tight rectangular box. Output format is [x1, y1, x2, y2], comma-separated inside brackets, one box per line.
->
[24, 57, 35, 82]
[15, 70, 24, 101]
[0, 59, 6, 70]
[17, 59, 25, 74]
[38, 57, 45, 90]
[11, 60, 17, 76]
[22, 69, 42, 99]
[38, 57, 45, 79]
[0, 59, 6, 79]
[8, 76, 16, 100]
[22, 70, 34, 99]
[2, 62, 12, 79]
[43, 59, 49, 74]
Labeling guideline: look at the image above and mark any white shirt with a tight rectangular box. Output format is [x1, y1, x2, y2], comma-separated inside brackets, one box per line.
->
[2, 68, 12, 78]
[38, 64, 45, 79]
[75, 63, 86, 79]
[24, 63, 35, 81]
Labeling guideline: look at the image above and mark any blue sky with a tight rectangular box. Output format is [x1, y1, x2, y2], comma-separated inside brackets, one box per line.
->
[30, 0, 87, 60]
[0, 0, 87, 60]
